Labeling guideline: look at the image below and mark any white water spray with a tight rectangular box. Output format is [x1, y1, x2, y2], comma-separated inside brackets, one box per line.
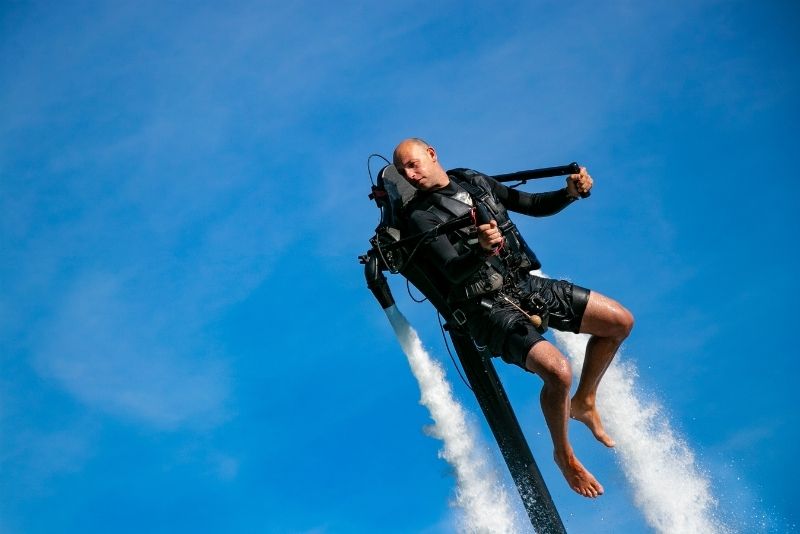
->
[553, 330, 729, 533]
[384, 283, 729, 532]
[385, 305, 524, 533]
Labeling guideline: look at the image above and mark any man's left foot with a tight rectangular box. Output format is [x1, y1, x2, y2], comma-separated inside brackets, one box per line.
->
[570, 398, 615, 448]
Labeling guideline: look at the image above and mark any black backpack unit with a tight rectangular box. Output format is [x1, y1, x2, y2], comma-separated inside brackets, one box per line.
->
[365, 163, 460, 318]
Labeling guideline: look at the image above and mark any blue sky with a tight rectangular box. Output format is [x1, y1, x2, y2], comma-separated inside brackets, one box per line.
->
[1, 1, 798, 532]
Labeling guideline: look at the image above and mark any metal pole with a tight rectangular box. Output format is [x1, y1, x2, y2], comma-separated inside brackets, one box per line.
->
[449, 330, 566, 533]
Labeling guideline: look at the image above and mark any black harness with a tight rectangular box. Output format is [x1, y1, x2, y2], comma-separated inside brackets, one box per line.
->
[412, 169, 540, 301]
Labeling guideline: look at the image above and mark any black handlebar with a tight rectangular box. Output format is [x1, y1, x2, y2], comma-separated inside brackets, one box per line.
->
[491, 161, 590, 198]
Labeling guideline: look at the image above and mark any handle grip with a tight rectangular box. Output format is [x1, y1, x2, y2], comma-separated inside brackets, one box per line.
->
[475, 203, 493, 225]
[474, 203, 504, 254]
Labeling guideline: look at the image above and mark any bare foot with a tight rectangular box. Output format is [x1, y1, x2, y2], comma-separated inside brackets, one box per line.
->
[553, 450, 604, 498]
[571, 398, 615, 448]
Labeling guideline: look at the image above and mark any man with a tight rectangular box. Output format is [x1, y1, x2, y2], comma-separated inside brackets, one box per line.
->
[393, 138, 634, 498]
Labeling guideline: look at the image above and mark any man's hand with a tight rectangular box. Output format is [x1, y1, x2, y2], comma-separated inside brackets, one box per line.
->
[477, 220, 504, 252]
[567, 166, 593, 198]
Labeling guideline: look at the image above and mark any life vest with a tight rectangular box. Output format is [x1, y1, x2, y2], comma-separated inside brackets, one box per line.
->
[407, 168, 542, 301]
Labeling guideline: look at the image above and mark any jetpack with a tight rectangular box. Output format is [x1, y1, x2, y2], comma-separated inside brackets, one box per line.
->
[359, 159, 581, 533]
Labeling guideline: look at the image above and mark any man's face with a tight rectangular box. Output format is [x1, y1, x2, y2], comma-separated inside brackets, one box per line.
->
[394, 142, 448, 191]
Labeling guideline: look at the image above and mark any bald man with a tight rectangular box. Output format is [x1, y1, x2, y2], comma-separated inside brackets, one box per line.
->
[393, 138, 634, 498]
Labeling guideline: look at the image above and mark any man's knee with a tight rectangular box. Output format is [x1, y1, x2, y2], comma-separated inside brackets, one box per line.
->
[613, 307, 634, 339]
[599, 305, 633, 339]
[544, 362, 572, 393]
[525, 342, 572, 391]
[582, 292, 634, 339]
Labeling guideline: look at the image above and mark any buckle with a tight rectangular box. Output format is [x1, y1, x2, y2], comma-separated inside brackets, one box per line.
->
[453, 308, 468, 326]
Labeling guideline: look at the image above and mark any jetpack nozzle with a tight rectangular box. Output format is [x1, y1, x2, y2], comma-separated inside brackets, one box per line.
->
[364, 253, 395, 309]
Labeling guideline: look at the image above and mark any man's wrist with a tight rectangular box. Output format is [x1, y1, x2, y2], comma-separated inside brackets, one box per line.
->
[564, 187, 580, 200]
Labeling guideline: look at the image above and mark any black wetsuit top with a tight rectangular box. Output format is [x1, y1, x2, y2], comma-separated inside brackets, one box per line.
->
[405, 174, 577, 286]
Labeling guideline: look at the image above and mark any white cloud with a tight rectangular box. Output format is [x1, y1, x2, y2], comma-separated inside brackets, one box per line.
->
[0, 414, 98, 496]
[34, 273, 229, 430]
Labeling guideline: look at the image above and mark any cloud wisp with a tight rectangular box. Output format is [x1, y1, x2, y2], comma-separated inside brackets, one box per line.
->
[33, 273, 230, 430]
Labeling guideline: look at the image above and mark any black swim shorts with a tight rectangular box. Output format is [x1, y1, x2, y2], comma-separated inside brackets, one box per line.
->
[463, 275, 590, 370]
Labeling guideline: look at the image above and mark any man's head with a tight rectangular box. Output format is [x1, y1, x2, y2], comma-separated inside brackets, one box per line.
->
[392, 138, 450, 191]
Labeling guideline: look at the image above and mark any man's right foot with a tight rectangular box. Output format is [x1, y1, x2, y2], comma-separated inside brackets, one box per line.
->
[570, 398, 616, 448]
[553, 450, 604, 498]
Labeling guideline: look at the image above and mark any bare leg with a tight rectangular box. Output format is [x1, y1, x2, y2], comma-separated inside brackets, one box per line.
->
[525, 340, 604, 498]
[570, 291, 634, 448]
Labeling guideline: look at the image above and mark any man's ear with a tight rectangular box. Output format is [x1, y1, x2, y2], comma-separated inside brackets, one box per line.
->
[427, 146, 437, 162]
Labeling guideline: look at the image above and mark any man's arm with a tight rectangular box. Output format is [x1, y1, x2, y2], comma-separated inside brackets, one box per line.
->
[487, 167, 593, 217]
[408, 210, 489, 285]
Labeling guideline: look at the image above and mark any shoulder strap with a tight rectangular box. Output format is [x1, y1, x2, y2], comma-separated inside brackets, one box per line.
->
[448, 168, 503, 218]
[428, 192, 473, 219]
[414, 181, 474, 220]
